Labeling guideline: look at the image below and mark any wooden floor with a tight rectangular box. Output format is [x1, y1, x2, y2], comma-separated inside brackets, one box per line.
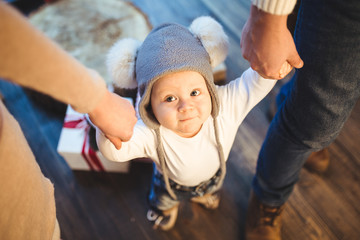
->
[2, 0, 360, 239]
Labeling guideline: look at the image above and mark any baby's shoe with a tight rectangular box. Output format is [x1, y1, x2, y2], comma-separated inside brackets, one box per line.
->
[146, 205, 179, 231]
[191, 193, 220, 210]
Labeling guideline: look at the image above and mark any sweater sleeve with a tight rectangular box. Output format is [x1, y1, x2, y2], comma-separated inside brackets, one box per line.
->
[96, 120, 156, 162]
[252, 0, 297, 15]
[0, 2, 107, 113]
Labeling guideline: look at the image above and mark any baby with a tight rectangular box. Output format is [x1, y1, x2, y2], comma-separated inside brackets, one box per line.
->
[97, 16, 277, 230]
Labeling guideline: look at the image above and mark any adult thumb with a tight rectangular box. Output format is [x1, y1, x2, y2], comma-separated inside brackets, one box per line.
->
[288, 51, 304, 69]
[106, 134, 122, 150]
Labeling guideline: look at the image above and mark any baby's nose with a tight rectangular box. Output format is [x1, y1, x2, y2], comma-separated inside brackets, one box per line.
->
[178, 99, 193, 112]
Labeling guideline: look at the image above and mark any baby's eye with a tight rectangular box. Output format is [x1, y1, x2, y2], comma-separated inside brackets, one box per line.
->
[165, 96, 176, 102]
[191, 90, 200, 96]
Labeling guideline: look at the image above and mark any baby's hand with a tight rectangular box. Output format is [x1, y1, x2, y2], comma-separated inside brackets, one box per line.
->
[278, 62, 293, 79]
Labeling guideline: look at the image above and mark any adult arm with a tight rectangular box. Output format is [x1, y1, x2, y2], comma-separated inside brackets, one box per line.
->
[240, 0, 303, 79]
[0, 2, 136, 147]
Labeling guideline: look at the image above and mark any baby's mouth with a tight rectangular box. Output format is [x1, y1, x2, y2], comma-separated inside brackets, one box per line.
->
[180, 117, 196, 122]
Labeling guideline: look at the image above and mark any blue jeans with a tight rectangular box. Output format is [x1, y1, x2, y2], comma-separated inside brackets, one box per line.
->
[148, 164, 221, 211]
[253, 0, 360, 207]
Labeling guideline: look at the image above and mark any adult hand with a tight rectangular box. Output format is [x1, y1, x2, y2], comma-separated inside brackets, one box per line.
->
[88, 90, 137, 149]
[241, 5, 303, 79]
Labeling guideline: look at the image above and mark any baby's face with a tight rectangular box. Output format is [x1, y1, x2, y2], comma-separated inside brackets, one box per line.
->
[150, 71, 212, 138]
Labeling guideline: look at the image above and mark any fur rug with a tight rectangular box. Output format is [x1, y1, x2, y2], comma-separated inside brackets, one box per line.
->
[30, 0, 152, 84]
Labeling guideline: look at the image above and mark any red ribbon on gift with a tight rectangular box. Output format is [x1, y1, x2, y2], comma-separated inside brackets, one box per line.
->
[63, 114, 105, 171]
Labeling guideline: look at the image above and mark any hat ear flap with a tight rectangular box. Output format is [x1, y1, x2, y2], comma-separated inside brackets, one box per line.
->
[106, 38, 141, 89]
[189, 16, 229, 68]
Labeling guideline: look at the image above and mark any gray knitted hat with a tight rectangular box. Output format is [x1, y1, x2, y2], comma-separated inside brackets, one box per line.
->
[107, 16, 228, 199]
[136, 22, 219, 129]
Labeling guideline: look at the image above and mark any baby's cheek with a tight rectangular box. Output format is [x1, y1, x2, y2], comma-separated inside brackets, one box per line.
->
[158, 109, 175, 126]
[200, 99, 212, 117]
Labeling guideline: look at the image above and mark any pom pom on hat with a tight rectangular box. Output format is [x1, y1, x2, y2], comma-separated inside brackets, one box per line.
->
[189, 16, 229, 68]
[106, 38, 141, 89]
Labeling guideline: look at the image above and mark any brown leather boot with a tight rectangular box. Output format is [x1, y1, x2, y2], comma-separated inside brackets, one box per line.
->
[304, 148, 330, 173]
[245, 192, 285, 240]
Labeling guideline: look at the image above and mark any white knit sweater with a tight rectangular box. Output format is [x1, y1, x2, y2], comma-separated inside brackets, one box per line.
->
[252, 0, 297, 15]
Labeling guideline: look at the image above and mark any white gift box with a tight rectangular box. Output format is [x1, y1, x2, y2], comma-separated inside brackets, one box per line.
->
[57, 105, 130, 173]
